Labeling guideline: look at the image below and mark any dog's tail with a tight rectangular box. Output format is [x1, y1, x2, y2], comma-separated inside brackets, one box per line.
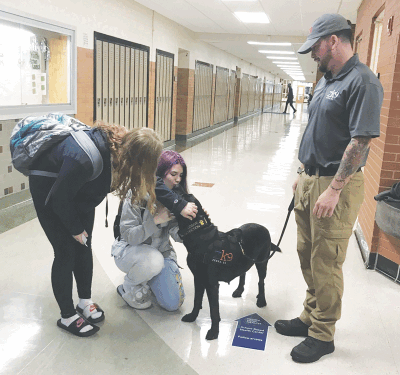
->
[268, 243, 282, 260]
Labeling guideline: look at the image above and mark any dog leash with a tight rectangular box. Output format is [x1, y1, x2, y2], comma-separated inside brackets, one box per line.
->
[276, 196, 295, 247]
[268, 197, 295, 260]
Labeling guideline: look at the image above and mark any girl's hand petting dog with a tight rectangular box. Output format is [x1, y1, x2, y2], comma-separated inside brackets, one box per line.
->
[180, 202, 198, 220]
[154, 206, 174, 225]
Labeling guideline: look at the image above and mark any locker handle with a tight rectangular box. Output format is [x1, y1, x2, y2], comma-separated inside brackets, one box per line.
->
[98, 98, 101, 107]
[104, 98, 107, 106]
[131, 98, 134, 103]
[110, 98, 113, 105]
[116, 98, 119, 104]
[126, 98, 129, 104]
[121, 98, 124, 104]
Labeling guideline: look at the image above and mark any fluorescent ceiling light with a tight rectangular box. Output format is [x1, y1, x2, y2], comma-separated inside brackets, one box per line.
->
[248, 41, 291, 46]
[235, 12, 270, 23]
[259, 50, 294, 54]
[274, 62, 300, 65]
[223, 0, 257, 2]
[267, 56, 298, 60]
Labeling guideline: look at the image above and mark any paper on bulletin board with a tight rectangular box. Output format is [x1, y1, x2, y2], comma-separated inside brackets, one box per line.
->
[28, 73, 46, 95]
[40, 73, 46, 95]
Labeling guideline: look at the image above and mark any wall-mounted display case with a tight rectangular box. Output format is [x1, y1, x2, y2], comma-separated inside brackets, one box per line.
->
[0, 6, 76, 120]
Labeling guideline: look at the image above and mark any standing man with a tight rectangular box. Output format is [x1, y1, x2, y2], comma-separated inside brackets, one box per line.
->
[275, 13, 383, 363]
[283, 82, 297, 114]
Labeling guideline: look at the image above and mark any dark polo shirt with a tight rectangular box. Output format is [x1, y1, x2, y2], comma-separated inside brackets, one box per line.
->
[298, 54, 383, 168]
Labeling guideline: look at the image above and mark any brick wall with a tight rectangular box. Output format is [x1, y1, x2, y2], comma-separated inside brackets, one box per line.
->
[176, 68, 194, 135]
[356, 0, 400, 265]
[76, 47, 94, 126]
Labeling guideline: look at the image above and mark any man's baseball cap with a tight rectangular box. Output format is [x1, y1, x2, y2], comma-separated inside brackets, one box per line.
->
[298, 13, 351, 54]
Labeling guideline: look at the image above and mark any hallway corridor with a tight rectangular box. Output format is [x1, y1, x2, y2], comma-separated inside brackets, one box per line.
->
[1, 107, 399, 375]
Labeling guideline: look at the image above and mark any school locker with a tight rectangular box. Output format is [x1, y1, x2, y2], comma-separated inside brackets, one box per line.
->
[94, 33, 149, 128]
[124, 48, 130, 129]
[154, 50, 174, 142]
[114, 45, 120, 125]
[102, 41, 109, 122]
[95, 40, 102, 121]
[108, 43, 114, 124]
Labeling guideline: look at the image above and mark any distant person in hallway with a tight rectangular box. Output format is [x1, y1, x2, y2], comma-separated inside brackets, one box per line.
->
[29, 122, 197, 338]
[274, 13, 383, 363]
[283, 82, 297, 114]
[112, 151, 189, 311]
[307, 92, 313, 104]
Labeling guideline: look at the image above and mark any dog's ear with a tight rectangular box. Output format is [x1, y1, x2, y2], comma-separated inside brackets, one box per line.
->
[226, 228, 242, 243]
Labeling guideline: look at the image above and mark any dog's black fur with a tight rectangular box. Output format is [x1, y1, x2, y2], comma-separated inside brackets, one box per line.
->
[175, 190, 281, 340]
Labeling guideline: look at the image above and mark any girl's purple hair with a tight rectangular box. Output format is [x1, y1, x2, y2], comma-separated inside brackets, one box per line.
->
[156, 150, 188, 193]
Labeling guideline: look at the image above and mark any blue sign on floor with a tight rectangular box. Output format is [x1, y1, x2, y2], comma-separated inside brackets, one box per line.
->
[232, 313, 271, 351]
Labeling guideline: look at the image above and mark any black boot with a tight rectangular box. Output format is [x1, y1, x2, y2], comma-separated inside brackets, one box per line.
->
[274, 317, 309, 337]
[291, 337, 335, 363]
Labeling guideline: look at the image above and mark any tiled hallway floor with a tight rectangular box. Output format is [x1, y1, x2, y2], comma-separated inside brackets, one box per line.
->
[1, 107, 399, 374]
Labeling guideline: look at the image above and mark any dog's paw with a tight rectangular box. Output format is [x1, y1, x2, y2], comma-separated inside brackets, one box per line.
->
[182, 313, 197, 322]
[232, 287, 244, 298]
[206, 328, 219, 340]
[256, 296, 267, 308]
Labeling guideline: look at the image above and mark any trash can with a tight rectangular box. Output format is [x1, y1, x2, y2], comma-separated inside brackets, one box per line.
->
[375, 201, 400, 240]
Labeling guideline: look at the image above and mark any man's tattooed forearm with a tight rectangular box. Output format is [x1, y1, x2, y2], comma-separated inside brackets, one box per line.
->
[331, 137, 371, 190]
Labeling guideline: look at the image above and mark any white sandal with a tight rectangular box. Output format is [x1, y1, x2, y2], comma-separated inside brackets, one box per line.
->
[76, 303, 105, 324]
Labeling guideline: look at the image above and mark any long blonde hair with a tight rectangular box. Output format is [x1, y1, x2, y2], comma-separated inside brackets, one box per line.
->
[111, 127, 163, 214]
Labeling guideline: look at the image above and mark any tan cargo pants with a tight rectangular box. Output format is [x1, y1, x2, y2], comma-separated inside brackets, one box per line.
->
[294, 170, 364, 342]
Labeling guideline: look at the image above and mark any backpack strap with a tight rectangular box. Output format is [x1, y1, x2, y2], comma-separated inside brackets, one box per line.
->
[30, 130, 104, 206]
[29, 170, 59, 178]
[70, 130, 103, 181]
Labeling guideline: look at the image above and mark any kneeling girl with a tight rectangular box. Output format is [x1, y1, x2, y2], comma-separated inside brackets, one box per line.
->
[112, 151, 188, 311]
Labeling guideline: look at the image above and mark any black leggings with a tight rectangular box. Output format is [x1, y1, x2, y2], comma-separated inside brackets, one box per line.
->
[30, 176, 95, 318]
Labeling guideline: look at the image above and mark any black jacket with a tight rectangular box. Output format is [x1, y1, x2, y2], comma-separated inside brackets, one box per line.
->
[30, 128, 112, 235]
[155, 177, 188, 217]
[287, 85, 294, 101]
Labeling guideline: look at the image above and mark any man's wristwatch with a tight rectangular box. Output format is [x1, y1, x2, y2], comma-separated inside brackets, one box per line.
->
[297, 167, 304, 174]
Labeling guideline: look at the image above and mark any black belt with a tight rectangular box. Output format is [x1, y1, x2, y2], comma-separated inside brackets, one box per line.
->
[304, 164, 361, 177]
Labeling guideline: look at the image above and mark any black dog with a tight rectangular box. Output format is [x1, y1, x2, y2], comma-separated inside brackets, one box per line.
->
[175, 190, 281, 340]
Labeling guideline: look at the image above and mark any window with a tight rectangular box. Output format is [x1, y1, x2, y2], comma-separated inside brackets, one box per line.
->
[369, 9, 384, 75]
[0, 6, 76, 119]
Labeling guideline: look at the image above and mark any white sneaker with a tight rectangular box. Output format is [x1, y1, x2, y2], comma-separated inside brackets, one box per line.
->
[117, 284, 152, 309]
